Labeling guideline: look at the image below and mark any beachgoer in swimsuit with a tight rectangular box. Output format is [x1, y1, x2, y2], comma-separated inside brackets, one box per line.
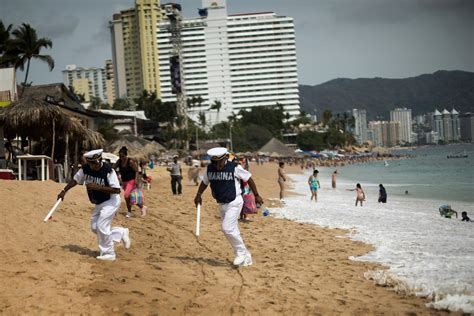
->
[308, 169, 320, 203]
[278, 161, 287, 203]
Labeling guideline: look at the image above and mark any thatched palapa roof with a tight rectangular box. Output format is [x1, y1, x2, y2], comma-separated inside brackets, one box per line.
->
[106, 134, 165, 161]
[0, 97, 104, 147]
[258, 138, 295, 157]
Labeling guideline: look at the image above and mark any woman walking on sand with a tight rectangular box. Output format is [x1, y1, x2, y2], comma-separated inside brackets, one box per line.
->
[308, 169, 320, 202]
[348, 183, 365, 206]
[114, 146, 147, 218]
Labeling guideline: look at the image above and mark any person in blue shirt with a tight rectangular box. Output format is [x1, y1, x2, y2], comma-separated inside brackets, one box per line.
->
[194, 147, 263, 267]
[57, 149, 131, 261]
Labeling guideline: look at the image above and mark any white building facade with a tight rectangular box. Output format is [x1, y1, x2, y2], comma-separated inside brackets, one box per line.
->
[390, 107, 412, 144]
[432, 108, 461, 142]
[352, 108, 367, 145]
[158, 0, 300, 125]
[62, 65, 108, 102]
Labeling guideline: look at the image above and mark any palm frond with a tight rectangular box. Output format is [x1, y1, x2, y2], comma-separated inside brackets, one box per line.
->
[35, 54, 54, 70]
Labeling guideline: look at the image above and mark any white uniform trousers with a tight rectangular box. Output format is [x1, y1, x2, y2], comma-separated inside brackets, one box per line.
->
[219, 195, 249, 257]
[90, 195, 125, 256]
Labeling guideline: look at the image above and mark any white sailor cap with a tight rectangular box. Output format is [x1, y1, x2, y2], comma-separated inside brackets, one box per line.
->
[207, 147, 228, 161]
[83, 149, 103, 161]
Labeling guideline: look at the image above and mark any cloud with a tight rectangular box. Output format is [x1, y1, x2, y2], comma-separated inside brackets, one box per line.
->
[36, 15, 80, 38]
[324, 0, 474, 26]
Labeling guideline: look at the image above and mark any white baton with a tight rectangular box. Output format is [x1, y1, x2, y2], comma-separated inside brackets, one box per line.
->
[43, 199, 62, 222]
[196, 204, 201, 237]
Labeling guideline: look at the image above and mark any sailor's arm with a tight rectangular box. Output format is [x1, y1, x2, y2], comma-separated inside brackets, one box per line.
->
[247, 177, 263, 205]
[194, 182, 208, 206]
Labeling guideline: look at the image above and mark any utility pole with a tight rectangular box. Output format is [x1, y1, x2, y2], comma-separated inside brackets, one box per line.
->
[196, 126, 200, 152]
[162, 3, 189, 150]
[229, 123, 233, 152]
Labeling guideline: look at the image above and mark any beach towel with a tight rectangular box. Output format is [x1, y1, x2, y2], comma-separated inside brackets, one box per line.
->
[130, 187, 144, 207]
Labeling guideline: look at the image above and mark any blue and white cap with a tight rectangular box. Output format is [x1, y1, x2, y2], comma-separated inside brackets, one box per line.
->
[83, 149, 103, 161]
[207, 147, 228, 161]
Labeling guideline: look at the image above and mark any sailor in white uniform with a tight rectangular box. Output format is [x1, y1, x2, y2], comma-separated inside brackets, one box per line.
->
[58, 149, 131, 261]
[194, 147, 264, 267]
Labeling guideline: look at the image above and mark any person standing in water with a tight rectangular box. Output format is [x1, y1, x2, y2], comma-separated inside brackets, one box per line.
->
[308, 169, 320, 202]
[278, 161, 287, 203]
[378, 184, 387, 203]
[331, 170, 337, 189]
[348, 183, 365, 206]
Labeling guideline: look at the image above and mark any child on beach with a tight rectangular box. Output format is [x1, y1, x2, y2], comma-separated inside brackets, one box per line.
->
[308, 170, 320, 202]
[348, 183, 365, 206]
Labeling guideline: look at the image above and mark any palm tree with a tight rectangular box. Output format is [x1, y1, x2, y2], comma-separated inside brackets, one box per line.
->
[10, 24, 54, 96]
[198, 111, 206, 129]
[0, 21, 12, 55]
[322, 109, 332, 127]
[0, 21, 18, 69]
[210, 99, 222, 124]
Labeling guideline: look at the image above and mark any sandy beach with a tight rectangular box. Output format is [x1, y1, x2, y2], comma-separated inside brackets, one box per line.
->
[0, 162, 454, 315]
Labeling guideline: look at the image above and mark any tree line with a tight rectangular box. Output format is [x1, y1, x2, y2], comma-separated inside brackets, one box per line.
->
[104, 90, 357, 152]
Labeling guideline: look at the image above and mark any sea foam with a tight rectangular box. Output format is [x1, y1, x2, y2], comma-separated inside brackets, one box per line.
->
[271, 172, 474, 313]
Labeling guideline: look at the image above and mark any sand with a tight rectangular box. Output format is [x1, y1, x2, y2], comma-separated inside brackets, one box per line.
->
[0, 162, 453, 315]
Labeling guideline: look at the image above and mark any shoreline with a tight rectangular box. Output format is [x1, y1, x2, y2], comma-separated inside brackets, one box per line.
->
[0, 162, 456, 314]
[273, 167, 472, 313]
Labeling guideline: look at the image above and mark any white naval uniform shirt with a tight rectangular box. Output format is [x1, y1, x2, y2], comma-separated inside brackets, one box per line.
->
[202, 161, 252, 197]
[74, 165, 121, 204]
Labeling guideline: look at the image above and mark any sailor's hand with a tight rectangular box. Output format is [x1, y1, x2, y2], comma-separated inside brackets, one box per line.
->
[255, 194, 264, 205]
[57, 190, 66, 201]
[86, 183, 100, 191]
[194, 194, 202, 207]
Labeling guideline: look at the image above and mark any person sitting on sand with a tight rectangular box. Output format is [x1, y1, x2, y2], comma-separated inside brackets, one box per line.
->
[348, 183, 365, 207]
[308, 169, 320, 203]
[378, 184, 387, 203]
[461, 211, 470, 222]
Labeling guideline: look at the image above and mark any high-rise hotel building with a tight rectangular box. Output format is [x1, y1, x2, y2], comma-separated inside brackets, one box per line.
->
[390, 107, 413, 144]
[110, 0, 161, 99]
[158, 0, 300, 124]
[62, 64, 108, 103]
[352, 108, 367, 145]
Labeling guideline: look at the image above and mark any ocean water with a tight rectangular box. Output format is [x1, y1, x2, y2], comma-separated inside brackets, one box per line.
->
[270, 144, 474, 313]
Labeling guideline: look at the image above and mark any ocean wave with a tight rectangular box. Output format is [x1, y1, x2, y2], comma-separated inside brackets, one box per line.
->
[363, 270, 474, 313]
[270, 172, 474, 313]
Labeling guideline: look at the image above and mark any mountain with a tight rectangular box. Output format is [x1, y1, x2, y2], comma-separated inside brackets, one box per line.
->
[299, 70, 474, 119]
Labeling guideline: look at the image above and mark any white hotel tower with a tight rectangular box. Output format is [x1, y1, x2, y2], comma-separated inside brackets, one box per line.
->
[158, 0, 300, 125]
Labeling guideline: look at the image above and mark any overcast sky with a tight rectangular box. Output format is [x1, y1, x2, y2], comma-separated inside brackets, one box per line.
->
[1, 0, 473, 86]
